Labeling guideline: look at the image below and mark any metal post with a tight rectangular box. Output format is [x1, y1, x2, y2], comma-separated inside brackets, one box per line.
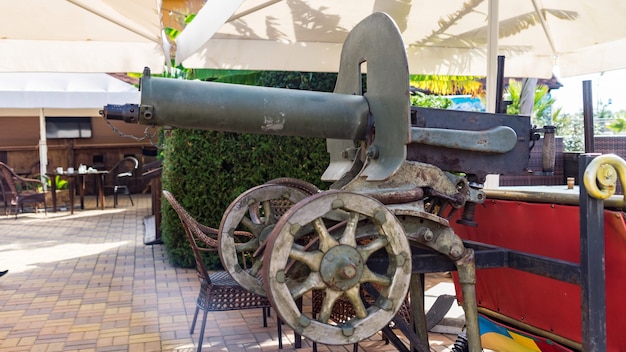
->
[582, 81, 595, 153]
[579, 153, 606, 351]
[495, 55, 506, 113]
[409, 273, 428, 352]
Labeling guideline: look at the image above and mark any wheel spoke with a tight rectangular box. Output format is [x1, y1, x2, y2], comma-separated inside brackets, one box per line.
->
[359, 267, 392, 287]
[262, 199, 273, 225]
[291, 242, 306, 252]
[315, 218, 338, 252]
[249, 259, 263, 276]
[345, 285, 368, 319]
[339, 212, 360, 247]
[289, 272, 325, 299]
[357, 236, 389, 260]
[240, 216, 261, 235]
[235, 238, 259, 253]
[318, 288, 344, 323]
[248, 204, 262, 223]
[289, 248, 323, 272]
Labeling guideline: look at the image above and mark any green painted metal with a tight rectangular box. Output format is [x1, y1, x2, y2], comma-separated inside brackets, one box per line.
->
[410, 125, 517, 153]
[326, 12, 410, 182]
[137, 72, 370, 141]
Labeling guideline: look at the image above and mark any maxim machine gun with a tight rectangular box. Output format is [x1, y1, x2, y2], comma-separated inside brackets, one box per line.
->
[103, 13, 554, 352]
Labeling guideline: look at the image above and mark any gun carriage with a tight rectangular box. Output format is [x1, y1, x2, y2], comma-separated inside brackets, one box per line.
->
[103, 12, 616, 352]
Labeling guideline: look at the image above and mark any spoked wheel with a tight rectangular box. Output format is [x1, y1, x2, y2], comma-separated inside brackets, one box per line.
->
[263, 190, 412, 345]
[218, 183, 310, 296]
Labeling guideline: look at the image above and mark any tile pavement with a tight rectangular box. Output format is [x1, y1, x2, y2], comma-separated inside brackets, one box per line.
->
[0, 194, 460, 351]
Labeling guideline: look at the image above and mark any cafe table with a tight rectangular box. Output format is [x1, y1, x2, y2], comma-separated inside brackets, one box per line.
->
[49, 170, 108, 214]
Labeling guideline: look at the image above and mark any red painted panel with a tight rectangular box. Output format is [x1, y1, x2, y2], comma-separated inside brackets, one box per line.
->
[451, 199, 626, 351]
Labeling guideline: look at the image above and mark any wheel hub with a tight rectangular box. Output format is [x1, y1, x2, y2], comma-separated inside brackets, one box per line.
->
[320, 245, 364, 291]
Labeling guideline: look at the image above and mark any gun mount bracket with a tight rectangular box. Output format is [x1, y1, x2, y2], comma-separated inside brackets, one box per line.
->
[324, 12, 410, 182]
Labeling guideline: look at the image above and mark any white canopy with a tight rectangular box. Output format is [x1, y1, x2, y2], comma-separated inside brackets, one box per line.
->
[175, 0, 626, 79]
[0, 0, 165, 73]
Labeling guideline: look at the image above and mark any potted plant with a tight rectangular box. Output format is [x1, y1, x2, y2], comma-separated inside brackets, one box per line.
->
[43, 175, 71, 206]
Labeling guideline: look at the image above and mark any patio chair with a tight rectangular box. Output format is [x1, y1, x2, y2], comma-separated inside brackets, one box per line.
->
[99, 156, 139, 208]
[162, 190, 277, 352]
[0, 162, 47, 218]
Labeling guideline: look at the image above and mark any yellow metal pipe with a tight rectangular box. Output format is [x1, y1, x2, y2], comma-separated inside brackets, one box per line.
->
[583, 154, 626, 206]
[485, 188, 625, 209]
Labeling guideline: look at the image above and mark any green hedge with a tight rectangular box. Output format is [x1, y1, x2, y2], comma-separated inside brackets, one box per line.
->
[161, 71, 337, 268]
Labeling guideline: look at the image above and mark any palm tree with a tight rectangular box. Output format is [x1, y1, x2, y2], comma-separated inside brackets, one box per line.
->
[504, 79, 560, 126]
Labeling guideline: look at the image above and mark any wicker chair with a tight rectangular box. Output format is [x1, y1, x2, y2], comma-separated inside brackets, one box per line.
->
[162, 190, 274, 352]
[0, 162, 47, 218]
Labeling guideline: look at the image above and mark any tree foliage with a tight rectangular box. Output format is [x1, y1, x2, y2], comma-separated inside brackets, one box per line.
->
[505, 79, 559, 126]
[552, 113, 584, 152]
[410, 91, 453, 109]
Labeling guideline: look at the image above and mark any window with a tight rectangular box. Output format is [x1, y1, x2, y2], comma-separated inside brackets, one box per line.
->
[46, 117, 92, 139]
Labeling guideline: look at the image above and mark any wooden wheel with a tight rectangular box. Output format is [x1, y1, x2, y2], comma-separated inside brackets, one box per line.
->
[263, 190, 412, 345]
[264, 177, 321, 196]
[218, 183, 309, 296]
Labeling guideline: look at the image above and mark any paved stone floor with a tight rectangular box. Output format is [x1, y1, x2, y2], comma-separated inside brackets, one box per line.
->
[0, 194, 460, 351]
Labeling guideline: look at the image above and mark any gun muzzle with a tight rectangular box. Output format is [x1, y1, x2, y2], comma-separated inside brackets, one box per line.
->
[100, 104, 140, 123]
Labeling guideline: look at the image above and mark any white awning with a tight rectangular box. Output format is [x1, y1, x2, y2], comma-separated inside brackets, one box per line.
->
[0, 72, 139, 115]
[0, 0, 165, 73]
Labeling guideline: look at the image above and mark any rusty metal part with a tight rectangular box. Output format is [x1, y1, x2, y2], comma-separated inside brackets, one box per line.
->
[343, 160, 463, 204]
[455, 249, 481, 352]
[424, 188, 466, 209]
[404, 217, 465, 260]
[402, 212, 480, 352]
[455, 181, 485, 227]
[368, 187, 425, 205]
[262, 190, 412, 346]
[456, 202, 478, 227]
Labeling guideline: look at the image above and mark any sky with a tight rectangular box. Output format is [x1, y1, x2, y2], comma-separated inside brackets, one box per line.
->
[550, 68, 626, 115]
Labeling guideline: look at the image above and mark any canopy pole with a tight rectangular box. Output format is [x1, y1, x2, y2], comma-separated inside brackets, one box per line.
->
[583, 80, 595, 153]
[483, 0, 500, 188]
[39, 108, 48, 190]
[486, 0, 499, 113]
[175, 0, 246, 64]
